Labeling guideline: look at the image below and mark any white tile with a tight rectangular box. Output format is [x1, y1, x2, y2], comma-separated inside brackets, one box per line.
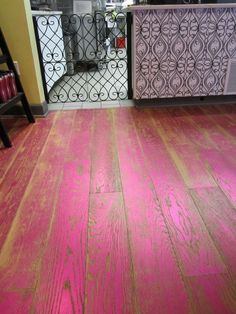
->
[82, 102, 102, 109]
[48, 64, 128, 104]
[101, 100, 120, 108]
[62, 102, 83, 110]
[119, 99, 135, 107]
[48, 103, 64, 111]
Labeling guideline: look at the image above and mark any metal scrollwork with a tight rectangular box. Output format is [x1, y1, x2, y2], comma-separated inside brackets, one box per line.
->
[34, 11, 128, 103]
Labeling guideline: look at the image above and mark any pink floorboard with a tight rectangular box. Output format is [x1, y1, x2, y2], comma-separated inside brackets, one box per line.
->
[0, 106, 236, 313]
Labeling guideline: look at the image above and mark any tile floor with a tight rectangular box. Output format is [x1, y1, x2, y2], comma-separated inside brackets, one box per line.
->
[49, 61, 128, 105]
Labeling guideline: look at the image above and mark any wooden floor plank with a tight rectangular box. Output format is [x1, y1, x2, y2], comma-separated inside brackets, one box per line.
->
[90, 109, 121, 193]
[190, 187, 236, 278]
[0, 111, 75, 295]
[185, 273, 236, 314]
[31, 110, 94, 314]
[147, 108, 217, 188]
[0, 106, 236, 313]
[0, 290, 33, 314]
[162, 107, 214, 149]
[134, 109, 226, 276]
[85, 192, 135, 314]
[0, 114, 56, 250]
[183, 106, 235, 150]
[201, 148, 236, 207]
[114, 108, 191, 314]
[210, 104, 236, 123]
[199, 105, 236, 144]
[0, 118, 34, 182]
[166, 143, 217, 188]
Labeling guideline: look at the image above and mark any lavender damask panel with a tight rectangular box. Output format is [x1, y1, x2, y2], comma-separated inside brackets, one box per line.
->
[134, 8, 236, 99]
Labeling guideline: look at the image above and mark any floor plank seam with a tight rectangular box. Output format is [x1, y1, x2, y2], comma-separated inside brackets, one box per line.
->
[0, 114, 59, 257]
[132, 109, 197, 314]
[189, 187, 236, 280]
[111, 109, 140, 313]
[83, 110, 95, 314]
[30, 111, 78, 311]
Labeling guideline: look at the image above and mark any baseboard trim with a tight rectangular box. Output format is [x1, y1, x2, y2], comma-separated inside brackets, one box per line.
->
[134, 95, 236, 107]
[3, 101, 48, 117]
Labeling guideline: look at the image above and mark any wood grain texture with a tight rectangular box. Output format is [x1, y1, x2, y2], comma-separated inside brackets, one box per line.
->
[0, 290, 33, 314]
[201, 148, 236, 207]
[85, 192, 134, 314]
[0, 106, 236, 313]
[0, 118, 34, 182]
[185, 273, 236, 314]
[183, 106, 235, 151]
[149, 108, 216, 188]
[166, 143, 216, 188]
[160, 107, 214, 149]
[31, 110, 94, 314]
[190, 187, 236, 277]
[134, 109, 226, 277]
[0, 111, 75, 293]
[134, 108, 236, 313]
[214, 104, 236, 114]
[114, 108, 190, 314]
[0, 114, 55, 250]
[201, 105, 236, 138]
[90, 109, 121, 193]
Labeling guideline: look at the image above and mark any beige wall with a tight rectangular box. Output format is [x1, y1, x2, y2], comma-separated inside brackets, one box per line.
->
[0, 0, 45, 105]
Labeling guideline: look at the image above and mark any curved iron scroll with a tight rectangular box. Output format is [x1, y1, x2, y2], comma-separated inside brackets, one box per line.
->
[34, 11, 128, 103]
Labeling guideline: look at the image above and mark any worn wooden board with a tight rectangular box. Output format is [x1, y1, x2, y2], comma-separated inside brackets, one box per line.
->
[134, 109, 226, 277]
[201, 148, 236, 207]
[114, 108, 190, 314]
[183, 106, 235, 150]
[31, 110, 94, 313]
[0, 111, 75, 294]
[0, 290, 33, 314]
[185, 273, 236, 314]
[190, 186, 236, 277]
[0, 114, 56, 250]
[90, 109, 121, 193]
[0, 118, 34, 182]
[85, 192, 134, 313]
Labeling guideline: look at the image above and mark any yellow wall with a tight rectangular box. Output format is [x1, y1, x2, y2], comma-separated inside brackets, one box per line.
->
[0, 0, 45, 105]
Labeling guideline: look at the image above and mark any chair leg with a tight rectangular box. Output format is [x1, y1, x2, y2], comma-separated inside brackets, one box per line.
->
[0, 120, 12, 148]
[21, 94, 35, 123]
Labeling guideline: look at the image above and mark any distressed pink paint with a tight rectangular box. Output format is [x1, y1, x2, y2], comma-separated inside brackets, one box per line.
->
[185, 106, 235, 150]
[32, 110, 94, 313]
[90, 109, 121, 193]
[114, 108, 190, 314]
[187, 273, 236, 313]
[0, 106, 236, 313]
[0, 114, 55, 250]
[134, 109, 226, 277]
[86, 192, 134, 313]
[201, 148, 236, 207]
[190, 187, 236, 278]
[160, 107, 213, 149]
[170, 143, 216, 188]
[202, 105, 236, 133]
[0, 291, 32, 314]
[0, 111, 75, 293]
[0, 118, 33, 181]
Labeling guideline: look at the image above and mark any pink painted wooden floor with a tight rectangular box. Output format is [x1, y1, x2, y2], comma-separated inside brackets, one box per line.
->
[0, 104, 236, 314]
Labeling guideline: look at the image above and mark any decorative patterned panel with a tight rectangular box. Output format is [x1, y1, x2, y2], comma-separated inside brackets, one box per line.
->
[134, 8, 236, 99]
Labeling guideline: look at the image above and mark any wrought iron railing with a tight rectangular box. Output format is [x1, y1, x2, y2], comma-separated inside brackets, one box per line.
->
[33, 11, 129, 103]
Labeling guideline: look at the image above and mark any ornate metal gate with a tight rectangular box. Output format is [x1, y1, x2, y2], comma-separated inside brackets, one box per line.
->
[33, 11, 130, 103]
